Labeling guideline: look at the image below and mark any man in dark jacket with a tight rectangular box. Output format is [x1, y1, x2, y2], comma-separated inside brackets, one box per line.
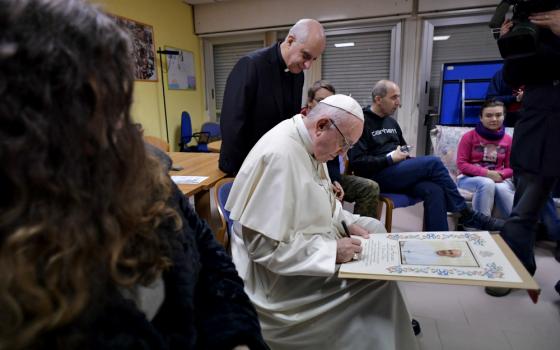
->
[495, 9, 560, 296]
[486, 67, 523, 127]
[219, 19, 326, 175]
[349, 80, 504, 232]
[485, 20, 524, 127]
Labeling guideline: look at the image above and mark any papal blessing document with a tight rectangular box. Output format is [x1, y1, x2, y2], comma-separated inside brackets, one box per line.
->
[339, 231, 524, 284]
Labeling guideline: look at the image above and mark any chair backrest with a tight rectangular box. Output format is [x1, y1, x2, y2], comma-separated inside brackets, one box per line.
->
[201, 122, 221, 142]
[342, 156, 350, 175]
[180, 111, 193, 146]
[143, 135, 170, 152]
[180, 111, 212, 152]
[380, 193, 422, 208]
[378, 193, 423, 233]
[213, 178, 235, 249]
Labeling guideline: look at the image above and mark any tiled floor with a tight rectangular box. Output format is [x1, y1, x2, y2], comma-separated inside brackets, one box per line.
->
[399, 241, 560, 350]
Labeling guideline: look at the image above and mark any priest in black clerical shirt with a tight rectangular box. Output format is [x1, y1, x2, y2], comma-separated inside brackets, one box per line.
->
[218, 19, 325, 175]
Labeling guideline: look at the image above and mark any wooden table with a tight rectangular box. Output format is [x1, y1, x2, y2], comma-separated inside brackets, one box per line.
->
[207, 140, 221, 152]
[168, 152, 226, 221]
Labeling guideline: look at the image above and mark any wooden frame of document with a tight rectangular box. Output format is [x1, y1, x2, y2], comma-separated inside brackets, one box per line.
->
[338, 231, 540, 302]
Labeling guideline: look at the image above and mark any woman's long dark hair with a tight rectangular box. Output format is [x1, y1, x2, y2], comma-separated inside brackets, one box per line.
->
[0, 0, 179, 347]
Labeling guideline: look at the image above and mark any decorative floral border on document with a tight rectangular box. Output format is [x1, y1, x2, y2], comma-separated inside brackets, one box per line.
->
[338, 231, 521, 283]
[387, 262, 505, 279]
[386, 232, 486, 246]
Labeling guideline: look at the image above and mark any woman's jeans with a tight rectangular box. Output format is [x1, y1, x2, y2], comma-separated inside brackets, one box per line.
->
[457, 175, 559, 239]
[457, 176, 515, 217]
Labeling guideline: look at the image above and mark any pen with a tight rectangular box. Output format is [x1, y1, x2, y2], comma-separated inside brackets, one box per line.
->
[342, 220, 360, 261]
[341, 220, 351, 238]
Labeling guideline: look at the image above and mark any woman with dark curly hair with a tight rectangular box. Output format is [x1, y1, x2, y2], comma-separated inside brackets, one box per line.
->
[0, 0, 267, 349]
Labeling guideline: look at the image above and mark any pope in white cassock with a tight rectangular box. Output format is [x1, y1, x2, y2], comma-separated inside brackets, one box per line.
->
[226, 94, 418, 350]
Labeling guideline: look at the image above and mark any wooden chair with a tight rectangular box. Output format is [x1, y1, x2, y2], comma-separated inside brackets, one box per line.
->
[144, 135, 170, 152]
[213, 177, 235, 249]
[378, 193, 422, 232]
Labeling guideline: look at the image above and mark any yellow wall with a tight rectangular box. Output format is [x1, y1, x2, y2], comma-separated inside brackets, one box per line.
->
[93, 0, 205, 150]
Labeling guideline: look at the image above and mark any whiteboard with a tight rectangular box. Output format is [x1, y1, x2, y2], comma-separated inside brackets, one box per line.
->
[166, 46, 196, 90]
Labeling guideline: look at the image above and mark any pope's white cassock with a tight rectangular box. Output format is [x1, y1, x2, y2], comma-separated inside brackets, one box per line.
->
[226, 114, 418, 350]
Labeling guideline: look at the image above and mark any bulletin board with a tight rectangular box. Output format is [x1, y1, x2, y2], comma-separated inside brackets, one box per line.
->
[111, 15, 157, 82]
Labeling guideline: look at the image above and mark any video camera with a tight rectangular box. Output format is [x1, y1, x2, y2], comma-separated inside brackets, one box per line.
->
[489, 0, 560, 59]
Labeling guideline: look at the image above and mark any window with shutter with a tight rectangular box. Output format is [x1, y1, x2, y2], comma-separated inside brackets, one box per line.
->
[212, 41, 263, 118]
[322, 30, 392, 107]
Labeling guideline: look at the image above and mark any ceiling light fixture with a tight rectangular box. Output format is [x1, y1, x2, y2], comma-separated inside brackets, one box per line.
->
[334, 42, 355, 48]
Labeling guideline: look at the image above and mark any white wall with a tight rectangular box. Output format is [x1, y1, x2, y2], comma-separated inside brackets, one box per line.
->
[419, 0, 497, 13]
[193, 0, 413, 34]
[192, 0, 502, 34]
[398, 17, 423, 153]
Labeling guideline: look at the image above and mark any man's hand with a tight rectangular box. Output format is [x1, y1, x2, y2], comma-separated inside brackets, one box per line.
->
[332, 181, 345, 201]
[515, 88, 524, 102]
[348, 223, 370, 239]
[389, 146, 408, 163]
[530, 10, 560, 37]
[500, 18, 513, 37]
[487, 170, 503, 183]
[336, 237, 362, 263]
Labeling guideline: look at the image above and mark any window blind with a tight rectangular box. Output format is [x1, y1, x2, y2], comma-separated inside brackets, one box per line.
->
[322, 31, 392, 107]
[213, 41, 263, 113]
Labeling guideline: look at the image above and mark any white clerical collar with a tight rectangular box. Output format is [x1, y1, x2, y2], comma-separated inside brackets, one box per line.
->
[293, 114, 314, 155]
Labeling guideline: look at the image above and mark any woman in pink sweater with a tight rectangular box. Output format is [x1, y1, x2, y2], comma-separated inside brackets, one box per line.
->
[456, 100, 514, 217]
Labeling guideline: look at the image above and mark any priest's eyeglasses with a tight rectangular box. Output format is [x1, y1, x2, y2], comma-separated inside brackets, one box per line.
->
[329, 119, 354, 152]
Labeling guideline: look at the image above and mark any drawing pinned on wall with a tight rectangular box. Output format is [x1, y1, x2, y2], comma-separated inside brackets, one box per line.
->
[165, 46, 196, 90]
[110, 14, 157, 82]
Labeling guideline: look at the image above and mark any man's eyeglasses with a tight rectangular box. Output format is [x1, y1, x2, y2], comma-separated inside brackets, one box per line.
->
[329, 119, 354, 152]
